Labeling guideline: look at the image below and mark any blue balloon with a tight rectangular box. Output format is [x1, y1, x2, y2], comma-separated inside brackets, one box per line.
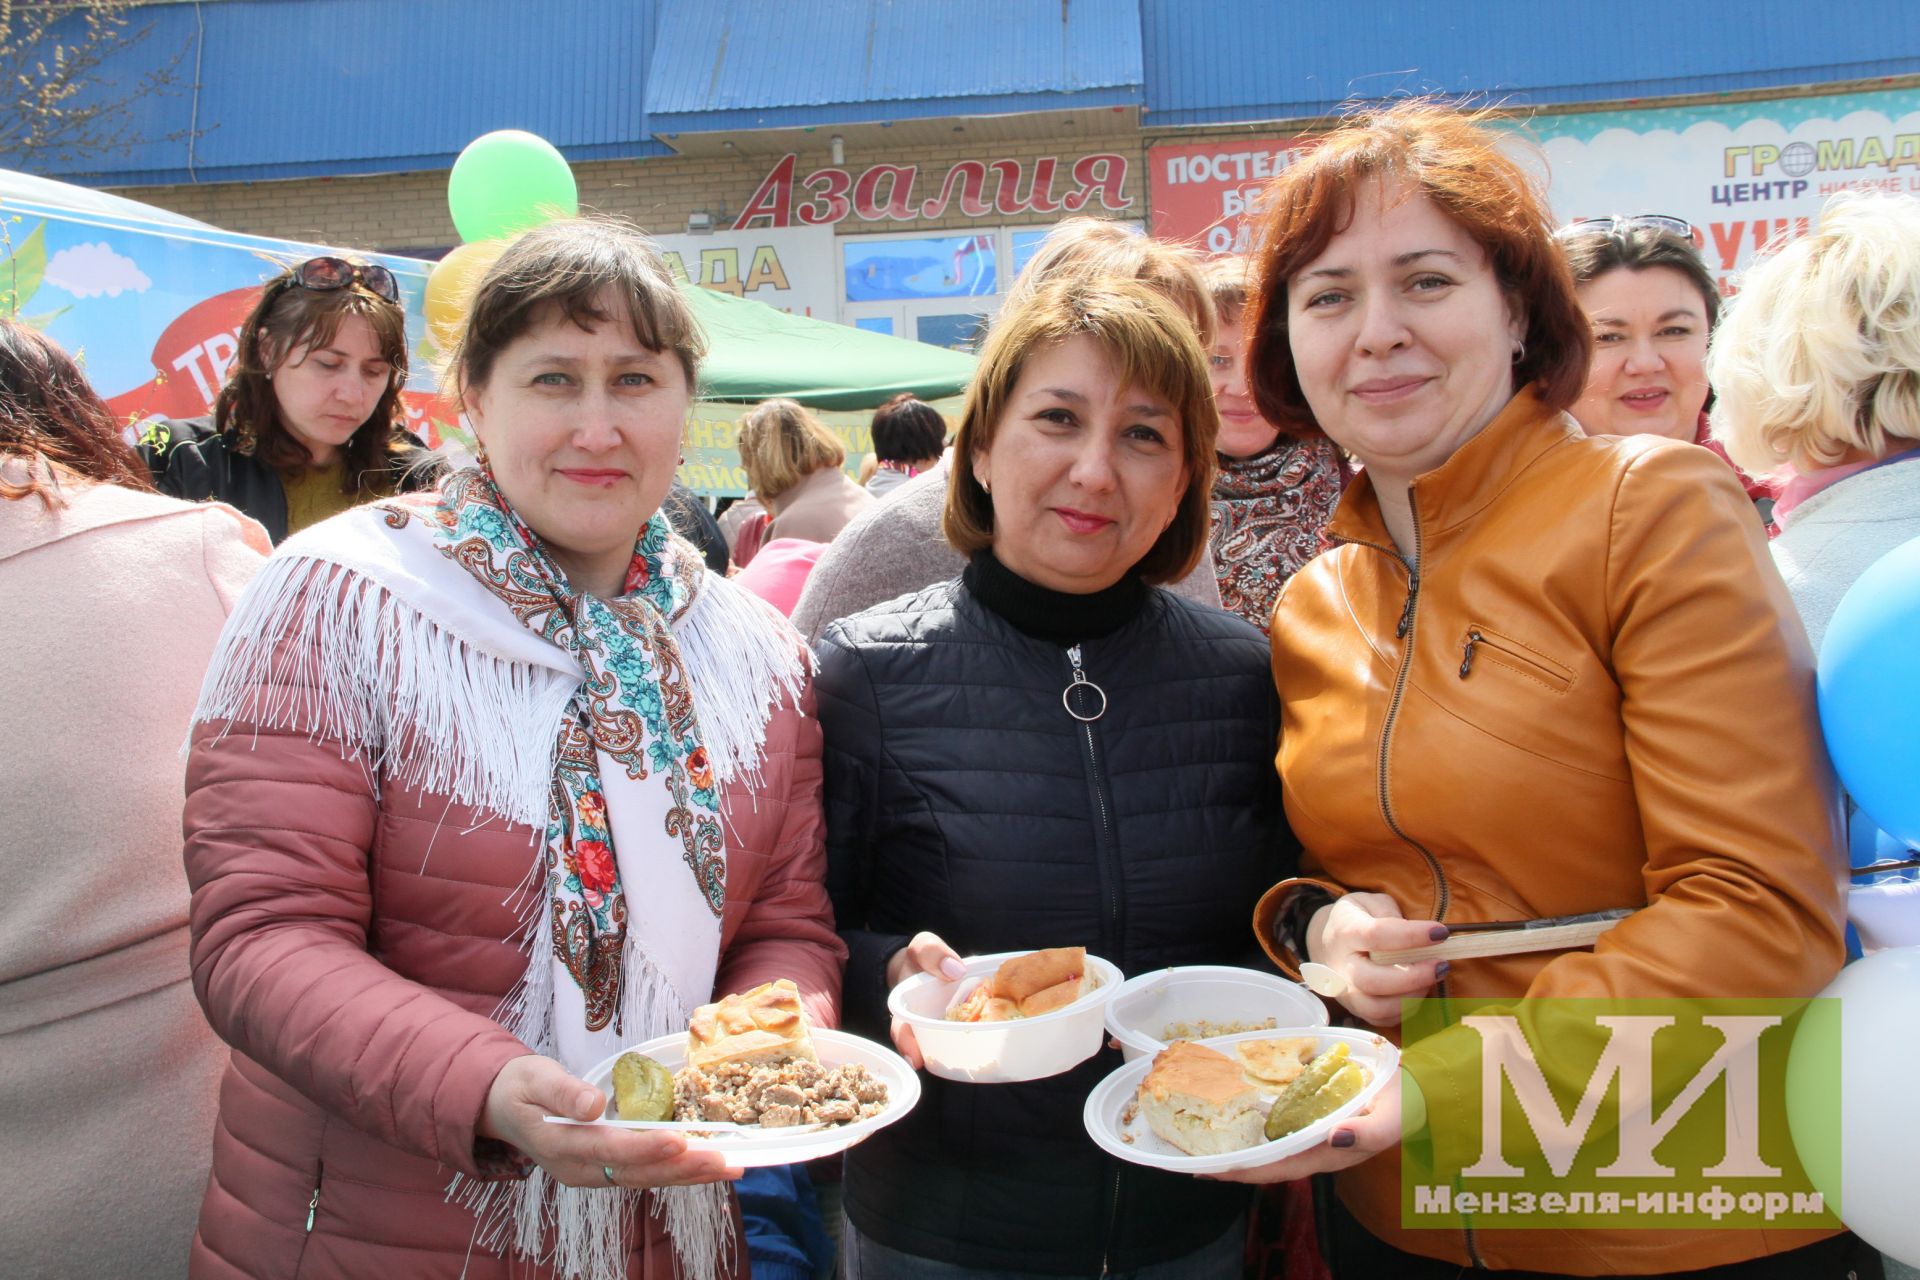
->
[1819, 534, 1920, 848]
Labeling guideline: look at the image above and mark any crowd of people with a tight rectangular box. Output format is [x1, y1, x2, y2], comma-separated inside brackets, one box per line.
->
[4, 101, 1917, 1280]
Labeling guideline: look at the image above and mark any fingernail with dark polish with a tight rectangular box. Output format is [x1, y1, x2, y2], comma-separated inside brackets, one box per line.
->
[1331, 1130, 1356, 1149]
[1435, 961, 1451, 980]
[1429, 925, 1450, 942]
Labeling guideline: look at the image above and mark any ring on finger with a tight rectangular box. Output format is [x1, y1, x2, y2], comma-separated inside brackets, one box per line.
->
[602, 1164, 618, 1186]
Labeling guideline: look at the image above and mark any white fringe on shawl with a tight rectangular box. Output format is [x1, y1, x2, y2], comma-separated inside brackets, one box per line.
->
[191, 525, 812, 1280]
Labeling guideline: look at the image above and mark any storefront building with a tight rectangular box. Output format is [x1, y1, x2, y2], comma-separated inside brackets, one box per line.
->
[16, 0, 1919, 343]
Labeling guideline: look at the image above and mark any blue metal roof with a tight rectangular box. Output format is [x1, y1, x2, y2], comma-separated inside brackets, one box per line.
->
[645, 0, 1144, 132]
[21, 0, 669, 187]
[14, 0, 1915, 187]
[1141, 0, 1920, 126]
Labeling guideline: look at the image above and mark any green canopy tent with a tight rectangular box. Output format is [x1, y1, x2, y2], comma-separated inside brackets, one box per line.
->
[681, 282, 976, 410]
[676, 284, 977, 496]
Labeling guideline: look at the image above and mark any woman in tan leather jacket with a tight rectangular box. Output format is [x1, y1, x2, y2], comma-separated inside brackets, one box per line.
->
[1226, 104, 1857, 1278]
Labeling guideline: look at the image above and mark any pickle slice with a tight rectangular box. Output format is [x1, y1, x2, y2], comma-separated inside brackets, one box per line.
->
[611, 1052, 676, 1122]
[1267, 1059, 1374, 1143]
[1263, 1041, 1353, 1140]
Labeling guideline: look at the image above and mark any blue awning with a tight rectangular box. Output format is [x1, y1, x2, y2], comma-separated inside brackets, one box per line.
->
[1141, 0, 1918, 127]
[646, 0, 1144, 133]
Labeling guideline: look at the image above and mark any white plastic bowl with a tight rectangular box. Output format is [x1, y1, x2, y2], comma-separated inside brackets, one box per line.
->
[1103, 965, 1328, 1062]
[887, 950, 1123, 1083]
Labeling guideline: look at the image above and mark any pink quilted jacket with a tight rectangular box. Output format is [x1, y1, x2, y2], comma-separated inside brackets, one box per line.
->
[182, 623, 844, 1279]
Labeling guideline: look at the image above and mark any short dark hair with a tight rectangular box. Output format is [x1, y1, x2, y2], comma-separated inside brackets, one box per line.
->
[0, 318, 151, 506]
[1558, 223, 1721, 330]
[1245, 101, 1592, 437]
[454, 217, 705, 398]
[868, 393, 946, 464]
[220, 260, 411, 491]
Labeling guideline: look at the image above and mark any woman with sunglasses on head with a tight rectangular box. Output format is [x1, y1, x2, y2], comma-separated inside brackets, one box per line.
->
[138, 256, 441, 543]
[1557, 215, 1775, 524]
[1226, 102, 1855, 1278]
[177, 220, 842, 1279]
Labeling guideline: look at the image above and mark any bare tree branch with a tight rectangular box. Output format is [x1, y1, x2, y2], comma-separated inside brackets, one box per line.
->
[0, 1, 199, 168]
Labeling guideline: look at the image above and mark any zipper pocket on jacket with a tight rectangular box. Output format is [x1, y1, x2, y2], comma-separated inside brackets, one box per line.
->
[1458, 626, 1574, 692]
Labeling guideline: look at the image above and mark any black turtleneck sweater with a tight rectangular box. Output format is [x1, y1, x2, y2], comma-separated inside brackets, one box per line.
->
[960, 549, 1146, 644]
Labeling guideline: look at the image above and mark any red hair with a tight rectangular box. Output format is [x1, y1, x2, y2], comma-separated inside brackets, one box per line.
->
[1243, 101, 1591, 437]
[0, 319, 152, 506]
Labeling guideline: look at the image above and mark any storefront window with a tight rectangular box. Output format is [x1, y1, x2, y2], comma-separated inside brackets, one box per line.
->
[840, 222, 1140, 349]
[843, 234, 999, 301]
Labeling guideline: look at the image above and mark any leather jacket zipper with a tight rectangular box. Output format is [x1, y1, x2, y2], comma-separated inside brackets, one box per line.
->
[1459, 628, 1572, 690]
[1374, 509, 1484, 1266]
[1371, 498, 1450, 924]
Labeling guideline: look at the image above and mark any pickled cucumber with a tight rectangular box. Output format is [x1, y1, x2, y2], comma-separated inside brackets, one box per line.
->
[1263, 1041, 1357, 1140]
[612, 1052, 675, 1122]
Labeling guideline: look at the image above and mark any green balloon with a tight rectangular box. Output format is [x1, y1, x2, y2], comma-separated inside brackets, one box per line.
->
[448, 130, 579, 243]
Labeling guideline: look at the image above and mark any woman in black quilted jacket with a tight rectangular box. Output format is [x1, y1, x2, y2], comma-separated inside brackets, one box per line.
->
[816, 277, 1298, 1278]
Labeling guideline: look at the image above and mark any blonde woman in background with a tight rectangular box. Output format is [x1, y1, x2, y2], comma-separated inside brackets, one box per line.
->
[731, 397, 874, 612]
[1709, 192, 1920, 1010]
[1708, 190, 1920, 653]
[737, 397, 875, 545]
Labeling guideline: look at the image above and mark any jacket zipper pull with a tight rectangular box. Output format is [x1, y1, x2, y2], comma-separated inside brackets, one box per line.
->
[1063, 643, 1108, 722]
[1460, 630, 1482, 678]
[305, 1184, 321, 1233]
[1395, 574, 1420, 639]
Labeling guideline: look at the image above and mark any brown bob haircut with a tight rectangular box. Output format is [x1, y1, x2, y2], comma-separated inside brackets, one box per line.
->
[736, 397, 846, 500]
[1243, 101, 1592, 436]
[0, 318, 152, 507]
[1002, 216, 1217, 350]
[943, 278, 1219, 585]
[1202, 255, 1255, 328]
[219, 261, 410, 491]
[453, 217, 705, 402]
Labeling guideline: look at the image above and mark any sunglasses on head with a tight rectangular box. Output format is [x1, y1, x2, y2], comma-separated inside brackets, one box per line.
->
[1557, 214, 1696, 241]
[278, 256, 401, 304]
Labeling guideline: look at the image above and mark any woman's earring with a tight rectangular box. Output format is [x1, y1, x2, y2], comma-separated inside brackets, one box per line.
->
[981, 478, 991, 494]
[1511, 339, 1527, 365]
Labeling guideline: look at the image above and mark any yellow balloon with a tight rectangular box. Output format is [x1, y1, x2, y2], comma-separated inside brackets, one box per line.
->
[423, 240, 507, 353]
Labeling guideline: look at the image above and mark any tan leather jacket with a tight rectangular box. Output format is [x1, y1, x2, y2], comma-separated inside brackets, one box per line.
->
[1253, 391, 1846, 1274]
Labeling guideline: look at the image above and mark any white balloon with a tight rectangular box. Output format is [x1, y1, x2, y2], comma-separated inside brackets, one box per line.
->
[1850, 882, 1920, 953]
[1788, 947, 1920, 1266]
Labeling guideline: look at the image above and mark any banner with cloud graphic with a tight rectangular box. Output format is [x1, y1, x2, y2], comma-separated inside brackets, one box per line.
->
[0, 194, 456, 447]
[1524, 85, 1920, 292]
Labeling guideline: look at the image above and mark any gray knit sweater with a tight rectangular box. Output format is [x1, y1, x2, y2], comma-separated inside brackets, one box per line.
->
[791, 455, 1225, 642]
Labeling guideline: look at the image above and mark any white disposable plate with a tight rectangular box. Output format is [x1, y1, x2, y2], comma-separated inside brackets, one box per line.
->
[1083, 1027, 1399, 1175]
[888, 950, 1123, 1083]
[1102, 965, 1329, 1062]
[562, 1028, 921, 1168]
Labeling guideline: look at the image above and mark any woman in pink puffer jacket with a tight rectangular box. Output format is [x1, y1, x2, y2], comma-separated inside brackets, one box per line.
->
[183, 220, 844, 1280]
